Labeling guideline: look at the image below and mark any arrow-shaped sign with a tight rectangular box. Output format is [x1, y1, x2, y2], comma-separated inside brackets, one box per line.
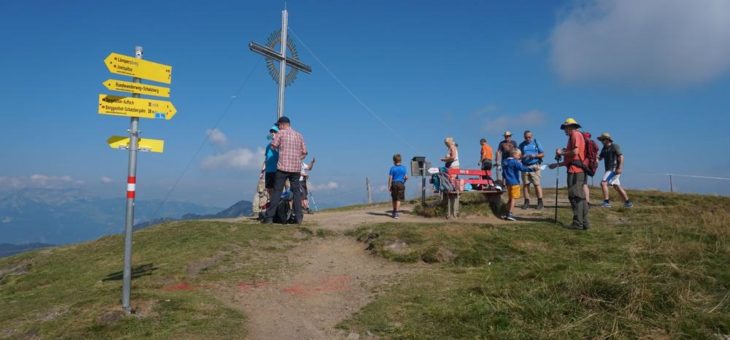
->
[103, 79, 170, 98]
[98, 94, 176, 120]
[104, 52, 172, 84]
[107, 136, 165, 153]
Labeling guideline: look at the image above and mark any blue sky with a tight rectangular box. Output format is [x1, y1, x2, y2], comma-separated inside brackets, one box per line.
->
[1, 0, 729, 208]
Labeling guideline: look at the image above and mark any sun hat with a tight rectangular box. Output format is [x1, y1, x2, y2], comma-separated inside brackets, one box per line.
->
[269, 125, 279, 133]
[560, 118, 581, 130]
[597, 132, 612, 142]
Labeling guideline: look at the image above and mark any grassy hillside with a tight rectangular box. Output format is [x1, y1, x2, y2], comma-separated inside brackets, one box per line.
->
[1, 189, 727, 339]
[0, 220, 308, 339]
[344, 190, 730, 338]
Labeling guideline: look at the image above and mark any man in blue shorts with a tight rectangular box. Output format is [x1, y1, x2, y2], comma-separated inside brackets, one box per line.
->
[598, 132, 632, 208]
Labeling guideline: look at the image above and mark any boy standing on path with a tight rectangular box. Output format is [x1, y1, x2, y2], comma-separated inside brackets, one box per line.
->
[388, 154, 408, 219]
[501, 149, 535, 221]
[597, 132, 633, 208]
[518, 130, 545, 209]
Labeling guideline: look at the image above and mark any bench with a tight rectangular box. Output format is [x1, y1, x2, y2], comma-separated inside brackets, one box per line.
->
[437, 168, 504, 219]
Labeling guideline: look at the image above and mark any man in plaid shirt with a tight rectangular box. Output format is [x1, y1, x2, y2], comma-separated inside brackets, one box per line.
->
[263, 116, 308, 224]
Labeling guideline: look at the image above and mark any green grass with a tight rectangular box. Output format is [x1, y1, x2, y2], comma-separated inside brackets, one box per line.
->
[0, 220, 307, 339]
[343, 190, 730, 338]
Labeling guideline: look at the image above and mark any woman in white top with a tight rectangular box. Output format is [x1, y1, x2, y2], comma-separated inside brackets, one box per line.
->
[300, 157, 316, 212]
[441, 137, 460, 181]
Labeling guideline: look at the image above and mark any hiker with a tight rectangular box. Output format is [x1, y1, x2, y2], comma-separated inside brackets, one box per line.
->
[388, 154, 408, 219]
[495, 131, 518, 184]
[479, 138, 495, 188]
[300, 157, 316, 213]
[548, 118, 589, 230]
[597, 132, 633, 208]
[518, 130, 545, 209]
[263, 116, 308, 224]
[252, 171, 267, 217]
[263, 124, 280, 203]
[441, 137, 460, 181]
[501, 149, 535, 221]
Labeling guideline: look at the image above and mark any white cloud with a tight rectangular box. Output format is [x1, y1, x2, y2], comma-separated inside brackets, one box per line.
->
[100, 176, 114, 184]
[0, 175, 84, 190]
[484, 110, 546, 134]
[201, 147, 263, 171]
[550, 0, 730, 87]
[206, 128, 228, 147]
[309, 181, 339, 191]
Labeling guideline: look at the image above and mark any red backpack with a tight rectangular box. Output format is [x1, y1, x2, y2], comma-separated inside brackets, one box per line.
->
[580, 132, 599, 177]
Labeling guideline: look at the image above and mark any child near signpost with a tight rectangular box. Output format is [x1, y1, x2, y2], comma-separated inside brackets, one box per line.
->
[501, 149, 536, 221]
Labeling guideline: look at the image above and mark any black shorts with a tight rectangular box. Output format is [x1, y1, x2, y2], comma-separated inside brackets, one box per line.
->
[265, 172, 276, 189]
[391, 182, 405, 201]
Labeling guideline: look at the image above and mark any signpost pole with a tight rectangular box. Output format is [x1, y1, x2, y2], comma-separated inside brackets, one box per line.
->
[122, 46, 142, 314]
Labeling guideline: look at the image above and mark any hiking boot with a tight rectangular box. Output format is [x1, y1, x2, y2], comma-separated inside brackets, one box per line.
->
[536, 199, 544, 210]
[392, 211, 398, 219]
[505, 213, 516, 221]
[601, 200, 612, 208]
[624, 200, 633, 208]
[521, 200, 530, 209]
[568, 222, 584, 230]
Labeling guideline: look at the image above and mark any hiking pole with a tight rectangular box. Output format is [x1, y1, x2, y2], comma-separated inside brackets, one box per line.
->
[554, 155, 561, 224]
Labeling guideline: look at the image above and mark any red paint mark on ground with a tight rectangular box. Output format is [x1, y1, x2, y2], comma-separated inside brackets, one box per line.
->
[237, 281, 270, 292]
[162, 282, 194, 291]
[282, 275, 351, 296]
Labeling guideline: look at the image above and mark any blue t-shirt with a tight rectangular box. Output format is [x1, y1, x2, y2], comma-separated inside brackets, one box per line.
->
[265, 144, 279, 173]
[501, 158, 534, 186]
[519, 140, 544, 166]
[389, 165, 407, 183]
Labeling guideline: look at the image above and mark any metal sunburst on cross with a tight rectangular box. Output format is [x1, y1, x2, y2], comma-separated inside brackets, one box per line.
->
[249, 9, 312, 119]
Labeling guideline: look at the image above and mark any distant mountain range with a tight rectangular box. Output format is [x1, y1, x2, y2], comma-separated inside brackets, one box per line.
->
[0, 243, 55, 257]
[0, 188, 251, 247]
[133, 200, 253, 229]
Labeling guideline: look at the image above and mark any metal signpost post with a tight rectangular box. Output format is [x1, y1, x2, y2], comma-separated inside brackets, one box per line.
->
[99, 46, 174, 313]
[249, 9, 312, 120]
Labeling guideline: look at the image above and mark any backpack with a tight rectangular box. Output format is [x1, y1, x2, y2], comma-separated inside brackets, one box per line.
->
[273, 200, 291, 224]
[573, 132, 599, 176]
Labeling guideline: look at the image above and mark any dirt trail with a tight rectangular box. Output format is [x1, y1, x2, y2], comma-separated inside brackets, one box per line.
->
[215, 202, 550, 339]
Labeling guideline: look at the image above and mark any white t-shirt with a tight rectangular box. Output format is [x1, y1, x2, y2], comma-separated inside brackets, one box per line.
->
[299, 162, 310, 181]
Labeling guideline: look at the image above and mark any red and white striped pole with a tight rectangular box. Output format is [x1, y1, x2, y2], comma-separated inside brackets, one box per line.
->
[126, 176, 136, 199]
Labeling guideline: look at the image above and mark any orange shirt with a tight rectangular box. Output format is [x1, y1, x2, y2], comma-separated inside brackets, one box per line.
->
[480, 144, 493, 161]
[566, 130, 585, 173]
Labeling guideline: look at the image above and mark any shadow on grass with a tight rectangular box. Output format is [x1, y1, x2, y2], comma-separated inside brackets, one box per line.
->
[366, 210, 414, 217]
[102, 263, 158, 282]
[516, 216, 559, 223]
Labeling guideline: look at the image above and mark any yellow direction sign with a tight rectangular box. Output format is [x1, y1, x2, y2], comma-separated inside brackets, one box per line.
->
[98, 94, 177, 120]
[108, 136, 165, 153]
[103, 79, 170, 98]
[104, 52, 172, 84]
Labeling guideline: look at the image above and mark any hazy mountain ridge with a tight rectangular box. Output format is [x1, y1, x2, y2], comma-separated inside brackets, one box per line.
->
[0, 188, 223, 245]
[134, 200, 252, 229]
